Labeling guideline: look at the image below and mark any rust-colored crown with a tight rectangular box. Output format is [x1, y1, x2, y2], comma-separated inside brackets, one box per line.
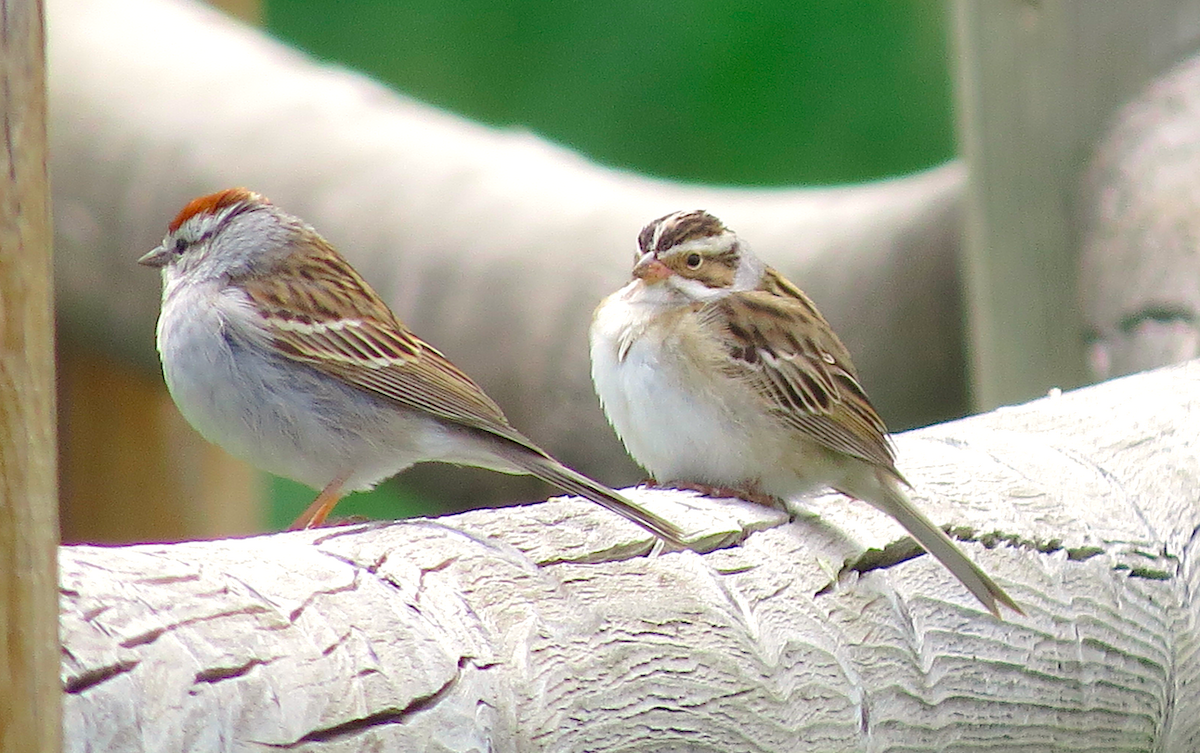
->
[168, 187, 265, 233]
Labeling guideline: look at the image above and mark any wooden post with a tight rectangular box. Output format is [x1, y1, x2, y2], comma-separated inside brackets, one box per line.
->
[0, 0, 61, 751]
[949, 0, 1200, 410]
[58, 349, 262, 543]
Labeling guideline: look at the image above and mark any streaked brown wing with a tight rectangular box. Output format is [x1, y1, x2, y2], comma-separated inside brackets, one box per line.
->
[239, 240, 543, 454]
[704, 267, 898, 472]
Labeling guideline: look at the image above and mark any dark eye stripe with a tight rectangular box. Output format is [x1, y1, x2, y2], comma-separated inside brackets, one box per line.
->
[677, 248, 737, 274]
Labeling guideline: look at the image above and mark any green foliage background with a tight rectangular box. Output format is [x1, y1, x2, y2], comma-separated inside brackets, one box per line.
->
[266, 1, 953, 185]
[262, 0, 955, 525]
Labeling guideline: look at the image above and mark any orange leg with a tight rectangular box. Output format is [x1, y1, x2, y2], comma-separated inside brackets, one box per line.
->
[288, 472, 350, 530]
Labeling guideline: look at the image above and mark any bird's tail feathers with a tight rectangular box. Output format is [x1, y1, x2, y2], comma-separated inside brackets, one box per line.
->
[849, 471, 1022, 617]
[514, 453, 686, 547]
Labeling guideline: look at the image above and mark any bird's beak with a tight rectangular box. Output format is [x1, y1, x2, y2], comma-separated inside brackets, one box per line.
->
[632, 253, 672, 284]
[138, 244, 170, 268]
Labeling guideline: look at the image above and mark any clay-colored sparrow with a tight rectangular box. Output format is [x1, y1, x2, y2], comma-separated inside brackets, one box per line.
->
[590, 210, 1020, 615]
[140, 188, 683, 544]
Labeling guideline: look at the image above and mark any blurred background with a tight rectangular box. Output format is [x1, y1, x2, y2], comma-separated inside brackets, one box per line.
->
[55, 0, 1196, 543]
[265, 1, 953, 187]
[259, 0, 952, 526]
[64, 0, 958, 536]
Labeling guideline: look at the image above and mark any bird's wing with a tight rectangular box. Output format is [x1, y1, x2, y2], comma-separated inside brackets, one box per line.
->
[701, 267, 898, 472]
[236, 242, 544, 455]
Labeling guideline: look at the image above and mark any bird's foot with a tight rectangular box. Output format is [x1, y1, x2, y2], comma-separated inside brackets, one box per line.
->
[287, 473, 350, 530]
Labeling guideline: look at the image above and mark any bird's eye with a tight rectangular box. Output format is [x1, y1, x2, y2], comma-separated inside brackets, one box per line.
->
[173, 237, 188, 255]
[685, 253, 702, 269]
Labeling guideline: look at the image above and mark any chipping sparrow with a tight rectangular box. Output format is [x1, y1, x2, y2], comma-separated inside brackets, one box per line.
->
[140, 187, 683, 544]
[590, 210, 1020, 616]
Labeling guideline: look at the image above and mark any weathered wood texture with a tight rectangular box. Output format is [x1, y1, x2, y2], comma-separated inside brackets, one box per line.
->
[0, 0, 61, 751]
[951, 0, 1200, 410]
[61, 360, 1200, 752]
[47, 0, 966, 531]
[1079, 52, 1200, 382]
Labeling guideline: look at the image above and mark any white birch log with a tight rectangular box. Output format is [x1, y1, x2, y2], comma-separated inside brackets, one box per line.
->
[48, 0, 966, 495]
[61, 359, 1200, 752]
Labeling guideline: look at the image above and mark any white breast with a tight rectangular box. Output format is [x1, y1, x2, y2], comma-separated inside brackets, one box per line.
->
[154, 280, 433, 492]
[589, 281, 761, 486]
